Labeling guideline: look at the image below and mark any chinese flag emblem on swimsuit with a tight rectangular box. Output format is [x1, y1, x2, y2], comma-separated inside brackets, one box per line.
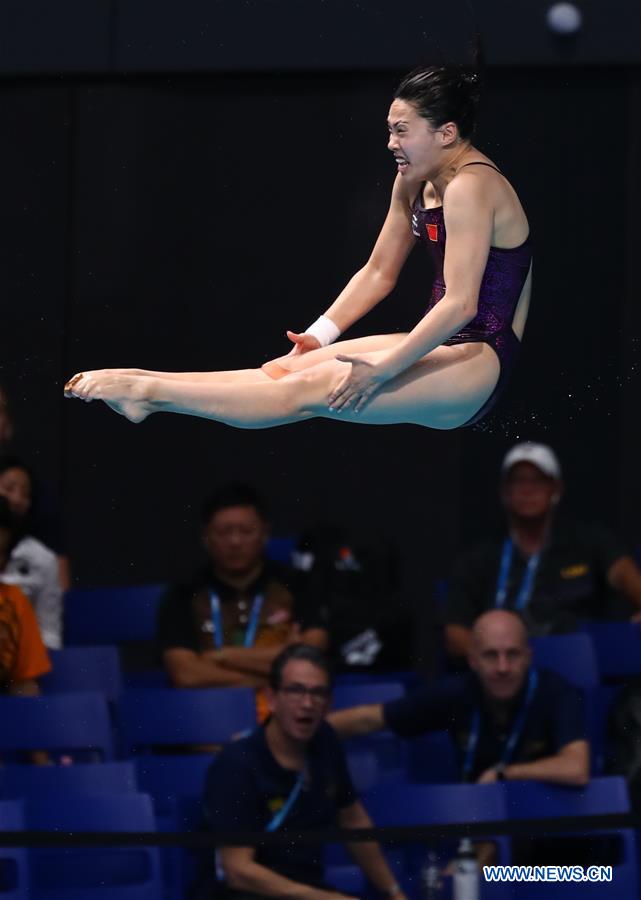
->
[426, 223, 438, 242]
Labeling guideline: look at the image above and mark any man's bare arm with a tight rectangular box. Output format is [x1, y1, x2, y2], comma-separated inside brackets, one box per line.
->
[444, 623, 473, 659]
[220, 846, 355, 899]
[213, 628, 330, 676]
[608, 556, 641, 616]
[339, 801, 407, 899]
[162, 648, 264, 688]
[326, 703, 385, 739]
[505, 740, 590, 787]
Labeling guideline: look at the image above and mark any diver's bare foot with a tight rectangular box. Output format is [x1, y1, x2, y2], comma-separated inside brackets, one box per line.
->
[64, 370, 154, 423]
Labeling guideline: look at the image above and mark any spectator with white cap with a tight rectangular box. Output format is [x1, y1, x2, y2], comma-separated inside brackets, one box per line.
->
[444, 442, 641, 662]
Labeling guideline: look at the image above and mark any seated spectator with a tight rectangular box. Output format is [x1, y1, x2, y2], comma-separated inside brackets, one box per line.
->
[0, 383, 70, 590]
[156, 483, 328, 699]
[203, 644, 406, 899]
[293, 524, 412, 674]
[0, 456, 65, 648]
[330, 609, 589, 786]
[444, 442, 641, 662]
[0, 498, 51, 695]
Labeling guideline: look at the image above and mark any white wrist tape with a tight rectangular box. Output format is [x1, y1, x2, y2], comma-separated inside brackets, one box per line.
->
[304, 315, 341, 347]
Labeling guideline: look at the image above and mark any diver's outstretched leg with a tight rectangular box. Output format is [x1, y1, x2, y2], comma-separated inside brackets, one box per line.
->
[64, 340, 500, 431]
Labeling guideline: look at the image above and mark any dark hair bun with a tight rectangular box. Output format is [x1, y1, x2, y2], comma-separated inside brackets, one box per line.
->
[394, 66, 481, 140]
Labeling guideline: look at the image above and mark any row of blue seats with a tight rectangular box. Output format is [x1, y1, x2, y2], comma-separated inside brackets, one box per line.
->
[40, 645, 420, 700]
[44, 629, 639, 702]
[22, 633, 633, 779]
[0, 688, 256, 760]
[63, 582, 641, 682]
[0, 685, 410, 762]
[0, 776, 635, 900]
[0, 680, 623, 797]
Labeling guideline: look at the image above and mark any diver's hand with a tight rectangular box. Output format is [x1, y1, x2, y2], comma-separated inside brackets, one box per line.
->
[329, 352, 394, 413]
[285, 330, 321, 355]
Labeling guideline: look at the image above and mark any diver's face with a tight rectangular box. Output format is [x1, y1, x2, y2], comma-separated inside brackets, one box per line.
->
[387, 99, 447, 179]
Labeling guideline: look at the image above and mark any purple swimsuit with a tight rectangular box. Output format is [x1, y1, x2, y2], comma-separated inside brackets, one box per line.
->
[412, 162, 532, 425]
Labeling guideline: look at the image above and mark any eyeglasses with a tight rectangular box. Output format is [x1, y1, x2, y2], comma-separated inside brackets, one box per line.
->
[279, 683, 331, 702]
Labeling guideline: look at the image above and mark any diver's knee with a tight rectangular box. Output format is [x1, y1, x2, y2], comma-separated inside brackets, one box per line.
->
[282, 366, 329, 418]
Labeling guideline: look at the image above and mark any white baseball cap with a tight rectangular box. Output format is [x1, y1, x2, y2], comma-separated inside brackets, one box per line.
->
[501, 442, 562, 480]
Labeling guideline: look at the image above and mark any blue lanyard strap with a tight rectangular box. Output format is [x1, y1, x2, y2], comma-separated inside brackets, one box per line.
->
[463, 668, 539, 779]
[266, 770, 305, 832]
[209, 592, 264, 649]
[494, 538, 541, 611]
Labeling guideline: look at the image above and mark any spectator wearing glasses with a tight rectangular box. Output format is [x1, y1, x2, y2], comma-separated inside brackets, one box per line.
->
[203, 644, 406, 899]
[156, 484, 328, 702]
[443, 442, 641, 663]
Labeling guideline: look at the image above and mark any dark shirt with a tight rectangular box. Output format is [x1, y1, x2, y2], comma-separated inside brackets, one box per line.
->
[294, 528, 409, 672]
[383, 668, 585, 782]
[444, 518, 625, 635]
[203, 722, 356, 888]
[156, 561, 323, 655]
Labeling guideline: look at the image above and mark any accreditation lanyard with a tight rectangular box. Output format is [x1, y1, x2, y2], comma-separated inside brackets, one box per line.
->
[494, 538, 541, 610]
[462, 668, 539, 780]
[209, 591, 264, 649]
[266, 770, 306, 832]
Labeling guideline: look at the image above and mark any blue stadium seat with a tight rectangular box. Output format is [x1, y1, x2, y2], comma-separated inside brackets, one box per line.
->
[0, 692, 114, 761]
[333, 682, 408, 783]
[332, 681, 405, 710]
[133, 755, 212, 824]
[583, 621, 641, 680]
[362, 782, 511, 898]
[0, 799, 29, 899]
[123, 669, 171, 689]
[64, 583, 165, 645]
[583, 684, 621, 775]
[364, 780, 507, 826]
[0, 762, 137, 799]
[133, 755, 213, 898]
[25, 793, 162, 900]
[265, 535, 297, 564]
[345, 746, 381, 794]
[503, 776, 637, 899]
[118, 687, 256, 755]
[530, 633, 600, 689]
[404, 730, 460, 783]
[503, 775, 629, 819]
[334, 670, 422, 692]
[40, 645, 123, 702]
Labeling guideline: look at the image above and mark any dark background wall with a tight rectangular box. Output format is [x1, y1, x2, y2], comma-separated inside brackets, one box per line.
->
[2, 2, 640, 664]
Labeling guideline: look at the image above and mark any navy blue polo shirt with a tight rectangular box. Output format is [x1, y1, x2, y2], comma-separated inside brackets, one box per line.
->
[384, 668, 585, 782]
[203, 721, 356, 887]
[444, 518, 625, 634]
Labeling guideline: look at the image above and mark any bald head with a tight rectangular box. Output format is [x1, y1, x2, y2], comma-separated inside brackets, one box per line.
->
[469, 609, 531, 703]
[471, 609, 529, 651]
